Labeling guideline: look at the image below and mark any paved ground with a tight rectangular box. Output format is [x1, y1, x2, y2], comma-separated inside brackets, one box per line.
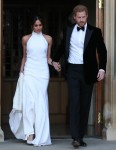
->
[0, 138, 116, 150]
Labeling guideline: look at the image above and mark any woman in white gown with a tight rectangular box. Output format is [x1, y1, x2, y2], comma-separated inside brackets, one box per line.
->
[16, 15, 60, 146]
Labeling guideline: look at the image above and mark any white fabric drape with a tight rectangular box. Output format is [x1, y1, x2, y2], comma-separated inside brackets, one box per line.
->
[9, 73, 25, 140]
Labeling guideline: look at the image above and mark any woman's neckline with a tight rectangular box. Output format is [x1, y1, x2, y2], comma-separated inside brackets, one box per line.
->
[32, 31, 42, 36]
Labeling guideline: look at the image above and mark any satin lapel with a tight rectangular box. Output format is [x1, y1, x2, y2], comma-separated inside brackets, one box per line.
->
[84, 26, 93, 51]
[67, 25, 75, 50]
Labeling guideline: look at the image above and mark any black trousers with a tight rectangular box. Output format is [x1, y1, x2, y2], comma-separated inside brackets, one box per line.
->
[67, 63, 94, 140]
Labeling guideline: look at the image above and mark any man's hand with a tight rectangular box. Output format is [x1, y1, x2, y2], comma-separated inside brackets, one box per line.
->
[52, 61, 61, 72]
[97, 70, 105, 81]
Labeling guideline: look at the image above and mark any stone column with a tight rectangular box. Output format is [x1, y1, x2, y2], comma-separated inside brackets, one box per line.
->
[0, 0, 4, 142]
[104, 0, 116, 140]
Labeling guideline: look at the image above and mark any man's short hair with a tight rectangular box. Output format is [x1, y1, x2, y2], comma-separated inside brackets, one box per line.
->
[73, 5, 88, 16]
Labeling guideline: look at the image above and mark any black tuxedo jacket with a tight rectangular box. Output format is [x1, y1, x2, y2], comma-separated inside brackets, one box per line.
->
[53, 23, 107, 84]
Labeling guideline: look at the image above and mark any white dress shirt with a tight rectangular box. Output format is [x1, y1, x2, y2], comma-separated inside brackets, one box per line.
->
[68, 23, 87, 64]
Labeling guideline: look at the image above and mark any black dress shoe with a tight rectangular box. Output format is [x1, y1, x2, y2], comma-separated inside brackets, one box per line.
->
[80, 140, 87, 147]
[72, 140, 80, 148]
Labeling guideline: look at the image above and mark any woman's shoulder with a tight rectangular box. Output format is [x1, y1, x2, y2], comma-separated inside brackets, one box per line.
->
[43, 34, 52, 40]
[43, 34, 52, 43]
[22, 34, 32, 43]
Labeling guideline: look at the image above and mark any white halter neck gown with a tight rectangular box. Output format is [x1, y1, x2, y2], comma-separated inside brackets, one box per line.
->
[16, 31, 51, 146]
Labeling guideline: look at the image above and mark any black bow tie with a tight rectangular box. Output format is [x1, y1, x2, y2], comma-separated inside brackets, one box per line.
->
[77, 26, 85, 31]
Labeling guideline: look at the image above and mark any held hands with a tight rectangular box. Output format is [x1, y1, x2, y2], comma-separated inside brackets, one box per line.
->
[20, 69, 24, 74]
[52, 61, 61, 72]
[97, 70, 105, 81]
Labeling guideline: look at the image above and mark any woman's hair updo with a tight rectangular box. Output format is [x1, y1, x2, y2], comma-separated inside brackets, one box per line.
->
[30, 15, 44, 27]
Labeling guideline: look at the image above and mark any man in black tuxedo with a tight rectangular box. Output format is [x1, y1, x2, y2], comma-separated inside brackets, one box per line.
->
[52, 4, 107, 148]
